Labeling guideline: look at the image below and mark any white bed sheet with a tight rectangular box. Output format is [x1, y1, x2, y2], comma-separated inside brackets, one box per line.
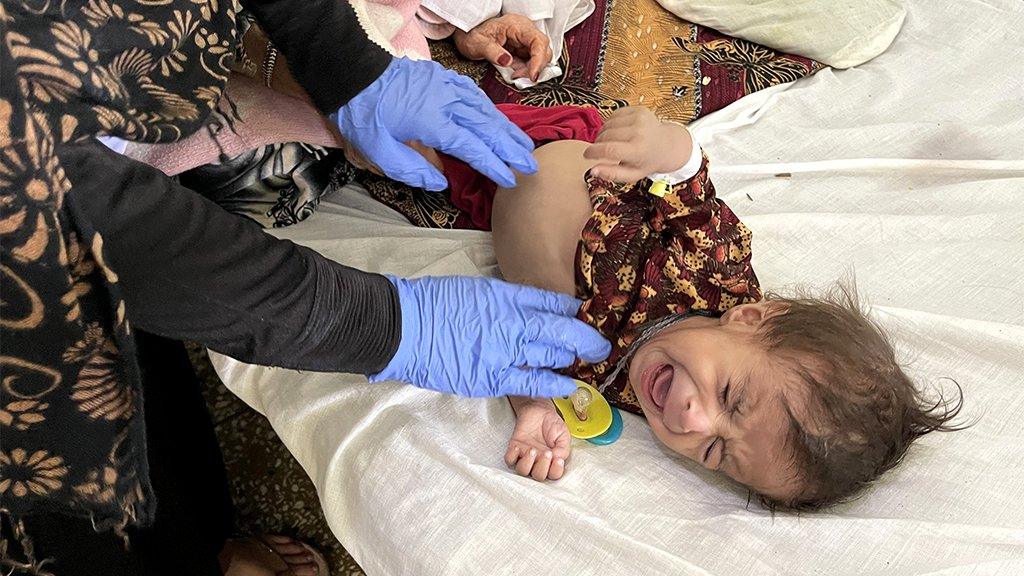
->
[211, 1, 1024, 574]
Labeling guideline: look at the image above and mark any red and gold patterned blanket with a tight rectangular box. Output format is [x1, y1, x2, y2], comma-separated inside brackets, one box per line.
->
[363, 0, 820, 228]
[482, 0, 818, 122]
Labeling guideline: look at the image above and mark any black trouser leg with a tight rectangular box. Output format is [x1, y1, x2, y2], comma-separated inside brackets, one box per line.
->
[9, 332, 232, 576]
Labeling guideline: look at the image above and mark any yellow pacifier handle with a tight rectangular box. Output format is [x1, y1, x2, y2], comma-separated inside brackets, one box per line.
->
[552, 380, 613, 439]
[648, 179, 670, 198]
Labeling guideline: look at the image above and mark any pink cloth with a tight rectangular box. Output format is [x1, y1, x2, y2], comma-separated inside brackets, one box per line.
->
[125, 0, 432, 176]
[415, 6, 457, 40]
[361, 0, 432, 58]
[123, 75, 342, 176]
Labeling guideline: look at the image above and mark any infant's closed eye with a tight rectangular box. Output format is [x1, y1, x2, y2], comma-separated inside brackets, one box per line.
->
[703, 438, 721, 467]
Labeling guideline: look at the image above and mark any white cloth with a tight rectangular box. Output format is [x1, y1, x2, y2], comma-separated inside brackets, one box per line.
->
[655, 0, 907, 68]
[210, 1, 1024, 574]
[418, 0, 502, 34]
[419, 0, 594, 89]
[649, 131, 703, 184]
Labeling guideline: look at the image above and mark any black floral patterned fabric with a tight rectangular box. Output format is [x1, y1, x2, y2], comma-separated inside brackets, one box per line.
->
[0, 0, 241, 535]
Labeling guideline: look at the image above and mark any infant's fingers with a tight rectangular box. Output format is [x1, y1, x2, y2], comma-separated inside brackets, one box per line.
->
[546, 427, 573, 458]
[602, 106, 642, 128]
[531, 450, 553, 481]
[594, 127, 638, 144]
[505, 444, 521, 467]
[583, 142, 635, 164]
[515, 447, 538, 476]
[589, 163, 648, 184]
[548, 457, 566, 480]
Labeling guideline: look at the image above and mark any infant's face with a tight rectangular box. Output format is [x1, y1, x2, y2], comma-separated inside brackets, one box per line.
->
[628, 303, 802, 500]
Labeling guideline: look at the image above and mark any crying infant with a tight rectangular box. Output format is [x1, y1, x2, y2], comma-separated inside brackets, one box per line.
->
[492, 106, 963, 510]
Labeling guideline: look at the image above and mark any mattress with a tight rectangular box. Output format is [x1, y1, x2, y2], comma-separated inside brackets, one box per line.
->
[210, 1, 1024, 573]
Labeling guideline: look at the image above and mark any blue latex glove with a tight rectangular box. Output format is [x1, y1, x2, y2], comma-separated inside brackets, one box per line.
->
[97, 136, 129, 154]
[336, 57, 538, 191]
[370, 276, 611, 398]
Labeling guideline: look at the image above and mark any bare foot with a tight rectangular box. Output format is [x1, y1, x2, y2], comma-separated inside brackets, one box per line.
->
[219, 535, 327, 576]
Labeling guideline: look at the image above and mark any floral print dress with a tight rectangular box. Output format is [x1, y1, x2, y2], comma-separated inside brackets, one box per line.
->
[570, 154, 762, 413]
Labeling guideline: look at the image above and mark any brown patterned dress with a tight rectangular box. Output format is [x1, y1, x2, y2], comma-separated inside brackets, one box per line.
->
[571, 154, 762, 414]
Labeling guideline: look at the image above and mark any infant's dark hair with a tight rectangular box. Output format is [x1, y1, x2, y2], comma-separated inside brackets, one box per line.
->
[755, 282, 966, 511]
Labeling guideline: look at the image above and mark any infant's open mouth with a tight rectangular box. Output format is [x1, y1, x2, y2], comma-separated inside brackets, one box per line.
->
[649, 364, 674, 410]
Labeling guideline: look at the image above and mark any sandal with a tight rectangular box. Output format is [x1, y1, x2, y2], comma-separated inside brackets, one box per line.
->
[221, 534, 329, 576]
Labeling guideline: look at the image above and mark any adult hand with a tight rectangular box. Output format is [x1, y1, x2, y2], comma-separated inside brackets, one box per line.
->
[370, 276, 611, 398]
[335, 57, 537, 191]
[453, 14, 553, 82]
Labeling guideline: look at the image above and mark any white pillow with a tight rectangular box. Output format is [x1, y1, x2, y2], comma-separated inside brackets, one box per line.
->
[654, 0, 906, 68]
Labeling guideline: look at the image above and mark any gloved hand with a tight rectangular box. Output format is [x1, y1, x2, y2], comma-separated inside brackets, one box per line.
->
[335, 57, 537, 191]
[370, 276, 611, 398]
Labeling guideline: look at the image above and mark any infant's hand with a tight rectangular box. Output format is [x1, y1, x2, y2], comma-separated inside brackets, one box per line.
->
[584, 106, 693, 183]
[506, 399, 571, 481]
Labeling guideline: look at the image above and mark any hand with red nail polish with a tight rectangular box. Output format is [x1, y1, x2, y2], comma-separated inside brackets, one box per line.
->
[453, 14, 553, 82]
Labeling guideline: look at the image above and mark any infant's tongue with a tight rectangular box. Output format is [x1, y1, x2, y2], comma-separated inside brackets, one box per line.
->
[652, 365, 673, 409]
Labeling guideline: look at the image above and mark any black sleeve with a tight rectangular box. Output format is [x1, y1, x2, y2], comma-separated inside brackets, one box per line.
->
[240, 0, 392, 114]
[59, 140, 401, 375]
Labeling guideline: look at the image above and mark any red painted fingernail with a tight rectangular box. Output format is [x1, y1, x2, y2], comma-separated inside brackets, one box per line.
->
[498, 53, 512, 66]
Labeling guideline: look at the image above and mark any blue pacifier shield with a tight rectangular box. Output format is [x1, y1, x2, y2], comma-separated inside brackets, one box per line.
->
[586, 406, 623, 445]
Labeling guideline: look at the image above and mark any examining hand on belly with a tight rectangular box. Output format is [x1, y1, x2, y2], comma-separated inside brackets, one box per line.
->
[335, 57, 537, 191]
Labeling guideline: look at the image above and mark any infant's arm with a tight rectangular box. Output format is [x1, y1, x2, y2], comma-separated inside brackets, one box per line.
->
[505, 396, 572, 481]
[492, 141, 596, 481]
[508, 395, 552, 415]
[647, 128, 763, 309]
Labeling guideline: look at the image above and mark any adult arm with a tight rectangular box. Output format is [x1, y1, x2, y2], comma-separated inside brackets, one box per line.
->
[243, 0, 536, 190]
[61, 141, 609, 396]
[240, 0, 391, 113]
[61, 139, 401, 374]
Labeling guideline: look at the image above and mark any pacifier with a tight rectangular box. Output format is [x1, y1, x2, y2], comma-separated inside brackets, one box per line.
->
[648, 179, 670, 198]
[552, 380, 623, 445]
